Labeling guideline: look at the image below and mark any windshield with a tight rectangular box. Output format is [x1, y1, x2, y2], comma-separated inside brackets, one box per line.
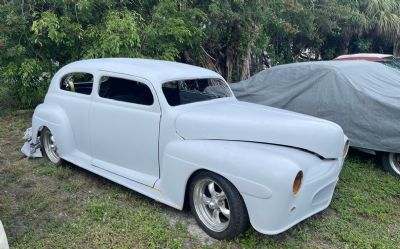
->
[162, 78, 232, 106]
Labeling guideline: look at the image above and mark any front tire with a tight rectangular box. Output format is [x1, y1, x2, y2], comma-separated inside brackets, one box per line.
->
[189, 171, 249, 240]
[40, 127, 62, 165]
[378, 152, 400, 177]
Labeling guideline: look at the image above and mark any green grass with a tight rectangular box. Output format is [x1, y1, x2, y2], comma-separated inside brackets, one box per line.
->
[0, 110, 399, 248]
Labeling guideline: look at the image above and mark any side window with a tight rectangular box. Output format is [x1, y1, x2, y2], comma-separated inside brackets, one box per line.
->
[98, 76, 154, 105]
[60, 72, 93, 95]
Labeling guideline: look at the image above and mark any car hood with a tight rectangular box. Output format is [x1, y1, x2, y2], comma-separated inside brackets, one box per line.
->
[175, 101, 346, 159]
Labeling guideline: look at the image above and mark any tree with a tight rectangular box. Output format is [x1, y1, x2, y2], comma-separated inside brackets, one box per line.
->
[0, 0, 206, 107]
[361, 0, 400, 56]
[0, 0, 398, 108]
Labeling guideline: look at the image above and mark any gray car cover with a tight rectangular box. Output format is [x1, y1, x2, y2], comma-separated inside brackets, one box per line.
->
[230, 61, 400, 153]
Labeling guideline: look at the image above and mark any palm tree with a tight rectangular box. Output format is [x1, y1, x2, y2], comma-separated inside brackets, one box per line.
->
[361, 0, 400, 57]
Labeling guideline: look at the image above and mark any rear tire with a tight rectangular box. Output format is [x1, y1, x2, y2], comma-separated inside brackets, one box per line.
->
[378, 152, 400, 177]
[40, 127, 63, 165]
[189, 171, 249, 240]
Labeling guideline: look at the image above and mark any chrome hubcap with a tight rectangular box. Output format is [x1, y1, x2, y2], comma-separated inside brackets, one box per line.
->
[389, 153, 400, 175]
[43, 129, 60, 164]
[193, 179, 230, 232]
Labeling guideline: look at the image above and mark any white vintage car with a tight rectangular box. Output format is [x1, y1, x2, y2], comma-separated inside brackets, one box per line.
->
[23, 58, 348, 239]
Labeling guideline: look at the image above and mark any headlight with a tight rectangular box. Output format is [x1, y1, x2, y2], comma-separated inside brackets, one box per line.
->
[343, 140, 350, 158]
[292, 171, 303, 196]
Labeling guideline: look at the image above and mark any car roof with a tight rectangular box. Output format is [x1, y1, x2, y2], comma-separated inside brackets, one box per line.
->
[63, 58, 222, 84]
[335, 53, 393, 60]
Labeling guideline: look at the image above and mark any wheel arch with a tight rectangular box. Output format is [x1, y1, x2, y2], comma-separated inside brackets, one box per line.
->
[157, 139, 301, 210]
[182, 168, 212, 210]
[182, 168, 257, 213]
[31, 103, 76, 158]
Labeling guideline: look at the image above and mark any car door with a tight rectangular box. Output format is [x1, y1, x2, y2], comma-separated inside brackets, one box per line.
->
[89, 72, 161, 187]
[55, 71, 94, 158]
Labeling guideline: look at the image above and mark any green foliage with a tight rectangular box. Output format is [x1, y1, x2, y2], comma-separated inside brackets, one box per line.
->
[1, 59, 54, 108]
[32, 11, 84, 62]
[84, 10, 141, 58]
[360, 0, 400, 56]
[142, 0, 206, 60]
[32, 11, 68, 46]
[0, 0, 398, 108]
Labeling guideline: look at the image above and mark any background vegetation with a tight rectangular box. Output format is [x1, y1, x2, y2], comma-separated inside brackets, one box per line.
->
[0, 0, 399, 108]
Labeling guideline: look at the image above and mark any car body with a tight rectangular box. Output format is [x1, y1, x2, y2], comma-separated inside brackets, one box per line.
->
[23, 58, 348, 239]
[334, 53, 393, 61]
[334, 53, 400, 70]
[0, 220, 9, 249]
[231, 60, 400, 177]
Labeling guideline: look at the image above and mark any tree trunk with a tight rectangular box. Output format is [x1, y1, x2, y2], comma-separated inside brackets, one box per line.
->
[201, 55, 221, 76]
[338, 29, 352, 55]
[225, 47, 234, 82]
[393, 36, 400, 58]
[200, 46, 222, 76]
[240, 46, 251, 80]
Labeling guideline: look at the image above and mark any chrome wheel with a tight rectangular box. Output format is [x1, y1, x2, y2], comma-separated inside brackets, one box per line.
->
[193, 179, 230, 232]
[41, 128, 61, 164]
[388, 153, 400, 175]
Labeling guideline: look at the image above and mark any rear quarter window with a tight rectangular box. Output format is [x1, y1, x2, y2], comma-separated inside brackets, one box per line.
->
[60, 72, 93, 95]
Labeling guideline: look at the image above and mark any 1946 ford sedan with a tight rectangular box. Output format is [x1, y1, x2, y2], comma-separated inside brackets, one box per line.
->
[23, 58, 349, 240]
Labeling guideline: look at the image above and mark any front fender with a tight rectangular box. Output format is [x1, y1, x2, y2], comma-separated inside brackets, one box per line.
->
[32, 103, 75, 158]
[156, 140, 306, 209]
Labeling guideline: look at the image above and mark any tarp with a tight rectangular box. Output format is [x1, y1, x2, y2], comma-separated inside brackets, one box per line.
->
[230, 61, 400, 153]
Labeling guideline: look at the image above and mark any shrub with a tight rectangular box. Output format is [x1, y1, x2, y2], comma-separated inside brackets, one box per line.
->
[1, 59, 56, 108]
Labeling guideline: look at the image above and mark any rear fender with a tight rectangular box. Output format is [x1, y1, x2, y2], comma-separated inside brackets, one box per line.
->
[32, 103, 75, 158]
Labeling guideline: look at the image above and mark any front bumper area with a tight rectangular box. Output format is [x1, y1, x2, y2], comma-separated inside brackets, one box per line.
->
[243, 157, 344, 235]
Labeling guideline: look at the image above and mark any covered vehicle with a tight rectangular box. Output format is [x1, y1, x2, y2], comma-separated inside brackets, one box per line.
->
[22, 58, 348, 240]
[231, 60, 400, 176]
